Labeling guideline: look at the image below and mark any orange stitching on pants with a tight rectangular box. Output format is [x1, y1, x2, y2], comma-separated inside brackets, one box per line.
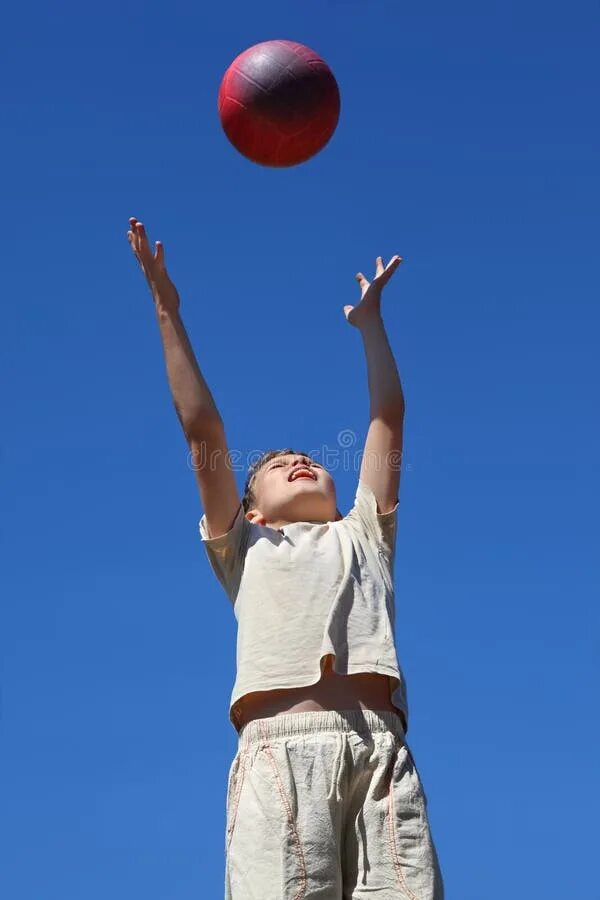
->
[388, 773, 422, 900]
[226, 750, 248, 851]
[258, 722, 308, 900]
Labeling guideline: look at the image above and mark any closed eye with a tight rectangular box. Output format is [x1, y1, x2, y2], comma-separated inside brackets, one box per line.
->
[269, 459, 323, 472]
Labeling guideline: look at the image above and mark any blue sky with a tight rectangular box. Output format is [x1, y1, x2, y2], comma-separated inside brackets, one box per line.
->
[1, 0, 599, 897]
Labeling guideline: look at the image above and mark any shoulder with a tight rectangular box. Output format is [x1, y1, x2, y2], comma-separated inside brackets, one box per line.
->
[340, 479, 399, 559]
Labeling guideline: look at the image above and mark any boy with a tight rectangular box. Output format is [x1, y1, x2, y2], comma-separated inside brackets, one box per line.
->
[127, 217, 443, 899]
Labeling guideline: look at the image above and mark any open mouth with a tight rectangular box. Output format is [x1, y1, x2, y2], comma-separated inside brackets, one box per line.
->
[289, 468, 316, 482]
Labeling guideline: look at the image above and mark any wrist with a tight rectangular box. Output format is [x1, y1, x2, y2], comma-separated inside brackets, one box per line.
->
[151, 280, 179, 309]
[357, 310, 385, 335]
[154, 295, 180, 318]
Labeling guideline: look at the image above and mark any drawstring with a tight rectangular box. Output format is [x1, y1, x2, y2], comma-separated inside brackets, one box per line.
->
[327, 732, 347, 803]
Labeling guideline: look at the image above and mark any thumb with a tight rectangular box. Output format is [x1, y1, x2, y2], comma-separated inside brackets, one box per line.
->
[343, 304, 355, 322]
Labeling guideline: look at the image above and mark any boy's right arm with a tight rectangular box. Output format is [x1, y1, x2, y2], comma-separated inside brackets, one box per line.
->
[127, 217, 240, 539]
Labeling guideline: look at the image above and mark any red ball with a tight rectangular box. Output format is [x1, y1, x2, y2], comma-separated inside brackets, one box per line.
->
[218, 40, 341, 167]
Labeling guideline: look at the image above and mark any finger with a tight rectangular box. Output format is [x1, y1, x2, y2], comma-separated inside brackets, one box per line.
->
[130, 228, 143, 257]
[154, 240, 164, 266]
[380, 255, 403, 284]
[385, 255, 403, 271]
[343, 304, 355, 321]
[135, 222, 152, 259]
[355, 272, 368, 285]
[128, 230, 141, 256]
[375, 256, 385, 277]
[129, 218, 139, 245]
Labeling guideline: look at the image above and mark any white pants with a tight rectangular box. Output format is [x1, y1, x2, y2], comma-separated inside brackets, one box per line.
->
[225, 709, 444, 899]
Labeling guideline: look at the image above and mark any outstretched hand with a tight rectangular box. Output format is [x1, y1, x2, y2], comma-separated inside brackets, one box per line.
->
[343, 255, 402, 328]
[127, 217, 180, 312]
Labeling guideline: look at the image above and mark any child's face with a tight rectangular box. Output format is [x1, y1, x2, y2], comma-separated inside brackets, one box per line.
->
[248, 454, 337, 527]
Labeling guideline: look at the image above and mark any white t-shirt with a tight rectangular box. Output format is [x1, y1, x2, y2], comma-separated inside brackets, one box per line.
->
[199, 479, 408, 733]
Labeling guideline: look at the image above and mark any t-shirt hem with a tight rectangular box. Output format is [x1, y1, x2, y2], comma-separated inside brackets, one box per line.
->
[355, 479, 399, 521]
[229, 663, 408, 732]
[231, 664, 402, 699]
[198, 503, 245, 545]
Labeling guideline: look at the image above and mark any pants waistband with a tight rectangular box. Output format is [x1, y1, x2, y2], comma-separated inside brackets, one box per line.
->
[238, 708, 405, 751]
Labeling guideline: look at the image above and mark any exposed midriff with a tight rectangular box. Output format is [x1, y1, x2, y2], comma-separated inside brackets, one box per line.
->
[235, 654, 403, 730]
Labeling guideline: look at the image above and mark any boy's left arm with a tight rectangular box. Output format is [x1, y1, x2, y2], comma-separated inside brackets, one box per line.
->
[344, 256, 404, 514]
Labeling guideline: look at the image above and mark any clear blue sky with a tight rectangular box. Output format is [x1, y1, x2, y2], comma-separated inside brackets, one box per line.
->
[1, 1, 599, 897]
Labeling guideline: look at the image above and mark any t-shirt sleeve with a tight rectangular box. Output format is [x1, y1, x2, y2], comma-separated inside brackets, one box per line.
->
[198, 504, 250, 602]
[343, 479, 399, 566]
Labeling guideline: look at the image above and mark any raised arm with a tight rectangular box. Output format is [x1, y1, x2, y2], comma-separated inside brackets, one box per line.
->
[127, 217, 240, 538]
[344, 255, 404, 513]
